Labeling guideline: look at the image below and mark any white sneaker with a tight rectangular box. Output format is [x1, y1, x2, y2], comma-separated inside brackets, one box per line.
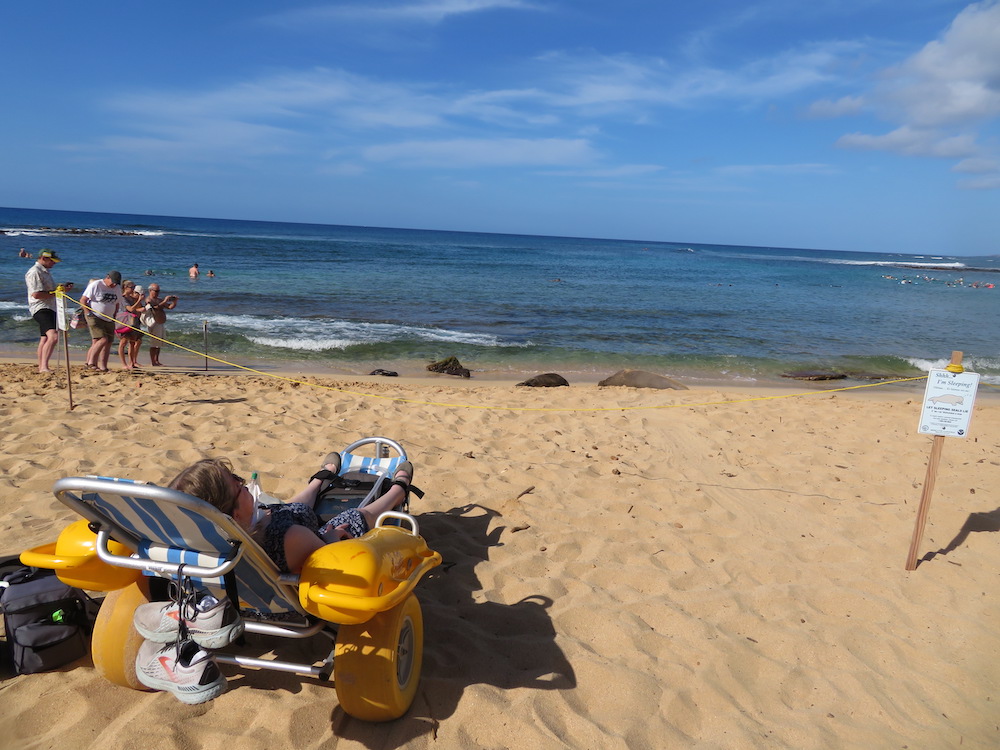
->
[134, 593, 244, 650]
[135, 639, 227, 704]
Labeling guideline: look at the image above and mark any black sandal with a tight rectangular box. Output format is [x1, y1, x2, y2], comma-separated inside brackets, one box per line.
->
[388, 462, 424, 504]
[309, 452, 342, 483]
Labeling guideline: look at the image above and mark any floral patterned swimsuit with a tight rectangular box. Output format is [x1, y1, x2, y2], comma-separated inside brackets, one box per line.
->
[261, 503, 367, 574]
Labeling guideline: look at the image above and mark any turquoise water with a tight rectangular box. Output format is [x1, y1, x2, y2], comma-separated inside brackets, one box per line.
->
[2, 206, 998, 383]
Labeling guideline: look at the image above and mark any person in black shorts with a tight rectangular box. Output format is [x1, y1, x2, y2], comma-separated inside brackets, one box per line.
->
[24, 249, 62, 373]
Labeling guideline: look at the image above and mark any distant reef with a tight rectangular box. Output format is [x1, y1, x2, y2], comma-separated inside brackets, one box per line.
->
[0, 226, 145, 237]
[892, 262, 998, 273]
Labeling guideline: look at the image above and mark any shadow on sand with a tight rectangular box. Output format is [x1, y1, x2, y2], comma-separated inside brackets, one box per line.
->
[329, 503, 576, 746]
[919, 506, 1000, 566]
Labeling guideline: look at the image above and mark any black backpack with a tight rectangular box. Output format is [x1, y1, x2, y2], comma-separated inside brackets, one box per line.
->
[1, 559, 91, 675]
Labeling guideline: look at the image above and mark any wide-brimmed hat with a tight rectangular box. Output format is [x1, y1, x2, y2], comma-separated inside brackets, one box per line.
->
[38, 249, 61, 262]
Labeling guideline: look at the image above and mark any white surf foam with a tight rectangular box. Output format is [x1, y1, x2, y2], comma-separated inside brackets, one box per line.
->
[170, 312, 523, 350]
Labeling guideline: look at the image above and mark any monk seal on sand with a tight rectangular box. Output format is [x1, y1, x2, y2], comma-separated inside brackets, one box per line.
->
[597, 369, 688, 390]
[516, 373, 569, 387]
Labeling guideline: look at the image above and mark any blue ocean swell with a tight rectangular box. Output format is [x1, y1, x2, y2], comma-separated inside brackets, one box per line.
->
[2, 207, 999, 381]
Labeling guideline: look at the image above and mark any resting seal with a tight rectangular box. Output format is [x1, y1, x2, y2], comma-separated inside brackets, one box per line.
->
[516, 373, 569, 387]
[598, 369, 688, 390]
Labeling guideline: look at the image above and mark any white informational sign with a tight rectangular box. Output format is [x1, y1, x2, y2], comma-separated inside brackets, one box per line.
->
[917, 369, 980, 438]
[55, 290, 69, 332]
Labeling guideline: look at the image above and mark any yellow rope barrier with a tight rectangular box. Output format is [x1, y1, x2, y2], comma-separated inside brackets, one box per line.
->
[62, 292, 934, 413]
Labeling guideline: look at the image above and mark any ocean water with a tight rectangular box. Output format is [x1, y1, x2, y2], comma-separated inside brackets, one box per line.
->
[2, 206, 998, 384]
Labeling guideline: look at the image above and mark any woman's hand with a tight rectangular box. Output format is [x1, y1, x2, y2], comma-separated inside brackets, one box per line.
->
[320, 521, 353, 542]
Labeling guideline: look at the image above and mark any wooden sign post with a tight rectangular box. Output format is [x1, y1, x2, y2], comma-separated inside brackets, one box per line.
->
[905, 351, 979, 570]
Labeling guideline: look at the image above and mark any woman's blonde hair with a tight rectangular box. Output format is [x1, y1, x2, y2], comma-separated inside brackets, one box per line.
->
[169, 458, 240, 516]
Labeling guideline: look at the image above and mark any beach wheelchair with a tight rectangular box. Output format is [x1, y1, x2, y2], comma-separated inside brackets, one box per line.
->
[20, 437, 441, 721]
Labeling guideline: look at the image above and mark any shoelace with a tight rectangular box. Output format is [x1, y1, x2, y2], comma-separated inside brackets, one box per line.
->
[163, 573, 201, 653]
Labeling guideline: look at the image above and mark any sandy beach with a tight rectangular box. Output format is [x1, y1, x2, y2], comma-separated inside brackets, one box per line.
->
[1, 359, 997, 749]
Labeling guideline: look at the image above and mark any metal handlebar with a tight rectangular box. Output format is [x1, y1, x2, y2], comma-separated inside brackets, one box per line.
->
[342, 437, 406, 460]
[94, 528, 243, 579]
[374, 511, 419, 537]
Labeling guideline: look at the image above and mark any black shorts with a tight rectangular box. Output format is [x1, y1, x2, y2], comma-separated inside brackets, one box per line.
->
[33, 309, 57, 336]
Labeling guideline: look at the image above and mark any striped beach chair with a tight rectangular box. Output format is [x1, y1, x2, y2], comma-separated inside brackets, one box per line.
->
[54, 475, 299, 615]
[51, 475, 331, 688]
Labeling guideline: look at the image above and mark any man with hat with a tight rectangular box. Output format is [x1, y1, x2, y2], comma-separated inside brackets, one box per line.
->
[24, 249, 62, 373]
[80, 270, 125, 372]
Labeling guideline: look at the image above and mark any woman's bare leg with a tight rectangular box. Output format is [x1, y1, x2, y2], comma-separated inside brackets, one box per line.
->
[287, 457, 340, 508]
[118, 337, 130, 368]
[358, 465, 411, 528]
[287, 476, 324, 508]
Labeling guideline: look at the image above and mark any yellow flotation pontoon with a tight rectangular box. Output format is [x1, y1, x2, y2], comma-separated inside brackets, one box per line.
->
[19, 439, 441, 722]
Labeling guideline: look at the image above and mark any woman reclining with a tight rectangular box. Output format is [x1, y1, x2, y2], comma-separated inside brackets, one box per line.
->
[168, 454, 414, 575]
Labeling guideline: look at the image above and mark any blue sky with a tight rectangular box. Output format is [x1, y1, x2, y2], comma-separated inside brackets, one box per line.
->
[2, 1, 998, 254]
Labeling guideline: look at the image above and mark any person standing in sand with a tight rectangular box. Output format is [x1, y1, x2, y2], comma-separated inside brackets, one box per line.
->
[189, 263, 200, 279]
[142, 283, 178, 366]
[116, 281, 145, 370]
[81, 271, 124, 372]
[24, 249, 62, 373]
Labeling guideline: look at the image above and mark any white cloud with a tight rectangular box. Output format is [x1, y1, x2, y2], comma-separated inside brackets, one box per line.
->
[716, 163, 839, 177]
[378, 0, 542, 23]
[837, 126, 979, 158]
[317, 162, 368, 176]
[83, 121, 297, 163]
[113, 69, 448, 130]
[953, 157, 1000, 174]
[541, 164, 663, 178]
[262, 0, 541, 28]
[538, 43, 860, 112]
[89, 43, 861, 169]
[958, 174, 1000, 189]
[81, 7, 998, 188]
[880, 0, 1000, 127]
[450, 89, 559, 126]
[732, 44, 860, 99]
[89, 69, 591, 166]
[362, 137, 597, 167]
[832, 2, 1000, 188]
[806, 95, 864, 118]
